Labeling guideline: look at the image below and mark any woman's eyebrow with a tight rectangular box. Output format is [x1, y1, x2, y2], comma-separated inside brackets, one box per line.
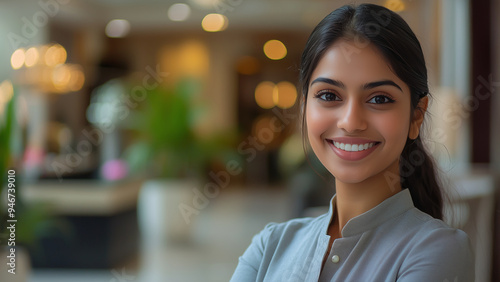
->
[310, 77, 345, 89]
[310, 78, 403, 93]
[363, 80, 403, 92]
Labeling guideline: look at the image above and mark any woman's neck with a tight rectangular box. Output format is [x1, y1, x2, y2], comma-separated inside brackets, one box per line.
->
[333, 160, 402, 234]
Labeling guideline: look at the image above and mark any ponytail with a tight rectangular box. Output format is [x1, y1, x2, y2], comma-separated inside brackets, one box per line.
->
[400, 136, 443, 220]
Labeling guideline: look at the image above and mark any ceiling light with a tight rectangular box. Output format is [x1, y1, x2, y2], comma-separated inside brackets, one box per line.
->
[168, 3, 191, 21]
[201, 13, 228, 32]
[45, 44, 67, 67]
[11, 48, 25, 70]
[263, 40, 287, 60]
[275, 81, 297, 109]
[255, 81, 276, 109]
[25, 47, 39, 67]
[105, 19, 131, 38]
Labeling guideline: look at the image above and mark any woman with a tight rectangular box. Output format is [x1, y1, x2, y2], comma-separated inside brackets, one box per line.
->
[231, 4, 474, 282]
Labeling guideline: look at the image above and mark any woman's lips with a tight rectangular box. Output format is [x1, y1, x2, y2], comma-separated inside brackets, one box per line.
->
[326, 138, 381, 161]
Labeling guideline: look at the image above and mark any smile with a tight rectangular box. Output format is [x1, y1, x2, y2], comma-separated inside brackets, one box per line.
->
[332, 142, 375, 152]
[326, 138, 381, 161]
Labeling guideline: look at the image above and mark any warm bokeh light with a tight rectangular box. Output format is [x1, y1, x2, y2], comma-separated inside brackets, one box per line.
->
[161, 40, 209, 79]
[0, 80, 14, 105]
[68, 67, 85, 92]
[275, 81, 297, 109]
[178, 40, 210, 76]
[236, 56, 260, 75]
[50, 64, 85, 93]
[168, 3, 191, 21]
[255, 81, 297, 109]
[9, 43, 85, 94]
[45, 44, 67, 67]
[10, 48, 25, 70]
[201, 13, 228, 32]
[263, 40, 287, 60]
[255, 81, 276, 109]
[25, 47, 40, 67]
[52, 64, 72, 92]
[385, 0, 405, 12]
[105, 19, 131, 38]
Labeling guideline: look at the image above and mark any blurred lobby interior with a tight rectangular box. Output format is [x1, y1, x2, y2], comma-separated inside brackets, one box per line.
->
[0, 0, 499, 281]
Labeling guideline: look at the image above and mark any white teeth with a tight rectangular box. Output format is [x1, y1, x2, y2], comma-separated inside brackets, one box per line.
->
[332, 141, 376, 152]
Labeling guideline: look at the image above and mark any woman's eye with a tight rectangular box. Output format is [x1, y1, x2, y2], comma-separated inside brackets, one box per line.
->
[316, 92, 340, 102]
[368, 95, 395, 104]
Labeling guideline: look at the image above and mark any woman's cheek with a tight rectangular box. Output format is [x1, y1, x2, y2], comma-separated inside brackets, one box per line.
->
[306, 104, 329, 141]
[373, 111, 409, 147]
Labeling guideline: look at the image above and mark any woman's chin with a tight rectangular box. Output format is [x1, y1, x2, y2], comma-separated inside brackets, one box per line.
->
[331, 172, 371, 185]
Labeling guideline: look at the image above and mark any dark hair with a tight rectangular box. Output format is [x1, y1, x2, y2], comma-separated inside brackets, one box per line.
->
[299, 4, 443, 219]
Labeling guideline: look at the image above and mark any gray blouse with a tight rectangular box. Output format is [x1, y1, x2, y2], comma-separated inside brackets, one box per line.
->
[230, 189, 475, 281]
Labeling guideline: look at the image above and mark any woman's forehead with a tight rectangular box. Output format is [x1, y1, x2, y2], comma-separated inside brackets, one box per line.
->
[311, 40, 403, 87]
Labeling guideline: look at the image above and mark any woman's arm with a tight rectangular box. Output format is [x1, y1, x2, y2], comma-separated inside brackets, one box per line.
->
[230, 223, 276, 282]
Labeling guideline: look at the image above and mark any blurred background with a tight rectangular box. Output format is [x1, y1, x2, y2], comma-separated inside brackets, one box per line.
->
[0, 0, 498, 281]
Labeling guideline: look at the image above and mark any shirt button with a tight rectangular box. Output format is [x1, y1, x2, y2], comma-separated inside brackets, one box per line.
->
[331, 255, 340, 263]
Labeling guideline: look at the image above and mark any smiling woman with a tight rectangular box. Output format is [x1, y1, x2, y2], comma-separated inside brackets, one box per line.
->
[231, 3, 474, 282]
[306, 40, 417, 188]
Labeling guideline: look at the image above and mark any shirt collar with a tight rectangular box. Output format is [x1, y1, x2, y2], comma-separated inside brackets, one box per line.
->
[323, 189, 415, 237]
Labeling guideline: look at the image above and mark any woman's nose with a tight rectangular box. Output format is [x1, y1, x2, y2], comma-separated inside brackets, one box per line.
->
[336, 100, 368, 133]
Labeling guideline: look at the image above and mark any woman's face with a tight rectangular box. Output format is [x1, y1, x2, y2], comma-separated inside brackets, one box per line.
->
[306, 40, 413, 184]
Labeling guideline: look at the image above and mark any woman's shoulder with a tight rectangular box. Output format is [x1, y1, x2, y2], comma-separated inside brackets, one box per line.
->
[404, 207, 470, 241]
[389, 207, 472, 253]
[255, 212, 330, 242]
[396, 208, 475, 280]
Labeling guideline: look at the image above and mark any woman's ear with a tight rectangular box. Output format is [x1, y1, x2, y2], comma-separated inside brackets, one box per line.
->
[409, 96, 428, 140]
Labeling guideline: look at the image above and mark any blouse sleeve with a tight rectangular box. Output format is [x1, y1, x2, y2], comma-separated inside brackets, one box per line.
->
[397, 227, 475, 282]
[230, 223, 276, 282]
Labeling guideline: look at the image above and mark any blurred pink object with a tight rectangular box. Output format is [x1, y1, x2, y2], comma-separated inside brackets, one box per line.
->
[23, 146, 45, 166]
[101, 159, 128, 181]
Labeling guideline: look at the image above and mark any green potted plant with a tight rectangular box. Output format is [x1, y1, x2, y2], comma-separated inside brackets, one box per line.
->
[123, 78, 238, 250]
[0, 85, 15, 237]
[0, 88, 32, 280]
[125, 79, 202, 179]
